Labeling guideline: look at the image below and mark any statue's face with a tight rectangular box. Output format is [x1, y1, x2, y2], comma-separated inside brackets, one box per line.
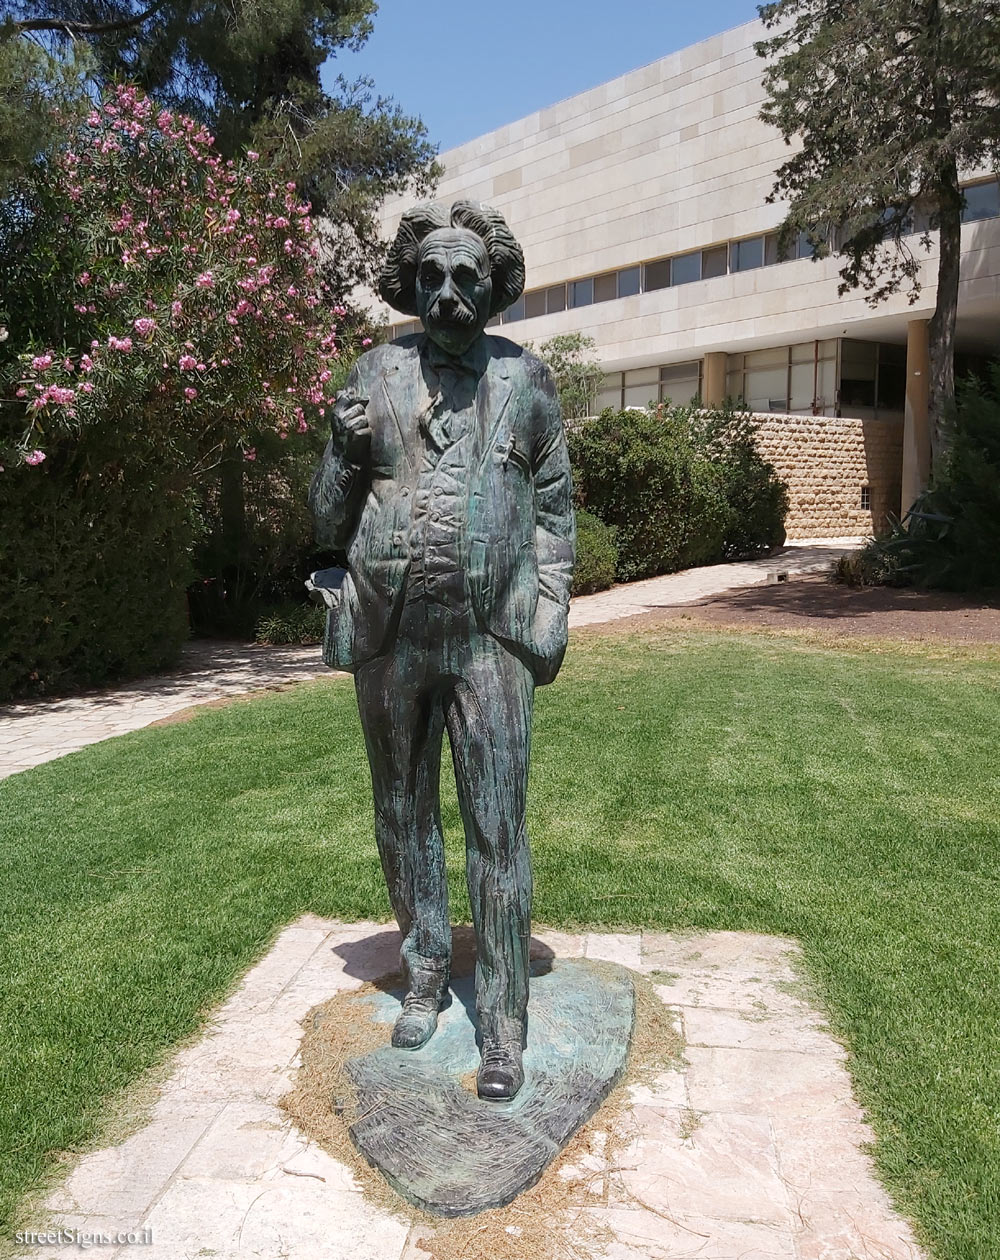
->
[415, 228, 493, 356]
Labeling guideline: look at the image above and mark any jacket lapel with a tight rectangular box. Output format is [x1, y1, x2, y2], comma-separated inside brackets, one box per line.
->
[476, 351, 514, 472]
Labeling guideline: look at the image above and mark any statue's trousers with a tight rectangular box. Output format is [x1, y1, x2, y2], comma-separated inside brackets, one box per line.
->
[354, 595, 534, 1042]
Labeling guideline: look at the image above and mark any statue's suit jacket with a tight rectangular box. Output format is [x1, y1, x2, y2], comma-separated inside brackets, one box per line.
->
[308, 333, 576, 685]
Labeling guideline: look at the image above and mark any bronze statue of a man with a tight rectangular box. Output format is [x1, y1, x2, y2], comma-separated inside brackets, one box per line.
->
[308, 201, 574, 1101]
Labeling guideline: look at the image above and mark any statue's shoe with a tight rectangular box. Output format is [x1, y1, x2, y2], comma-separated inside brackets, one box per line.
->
[476, 1040, 525, 1101]
[391, 993, 443, 1050]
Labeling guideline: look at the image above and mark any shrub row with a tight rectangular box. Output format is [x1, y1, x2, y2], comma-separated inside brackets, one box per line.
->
[568, 405, 788, 583]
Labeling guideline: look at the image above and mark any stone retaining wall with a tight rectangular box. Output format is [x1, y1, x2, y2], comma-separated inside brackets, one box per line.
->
[753, 414, 903, 540]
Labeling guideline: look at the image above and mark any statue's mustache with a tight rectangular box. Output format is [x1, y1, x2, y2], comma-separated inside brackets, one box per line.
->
[428, 295, 477, 326]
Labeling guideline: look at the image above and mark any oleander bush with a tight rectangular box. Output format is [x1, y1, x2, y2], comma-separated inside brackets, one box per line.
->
[568, 405, 787, 583]
[572, 509, 619, 596]
[0, 86, 348, 699]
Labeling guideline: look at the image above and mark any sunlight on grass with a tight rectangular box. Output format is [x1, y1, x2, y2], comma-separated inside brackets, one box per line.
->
[1, 627, 999, 1258]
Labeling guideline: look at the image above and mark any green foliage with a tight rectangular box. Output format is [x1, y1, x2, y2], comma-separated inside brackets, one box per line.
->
[0, 37, 88, 195]
[527, 332, 604, 420]
[254, 601, 325, 645]
[569, 406, 788, 582]
[837, 363, 1000, 591]
[5, 0, 440, 295]
[0, 454, 193, 699]
[756, 0, 1000, 442]
[571, 509, 618, 596]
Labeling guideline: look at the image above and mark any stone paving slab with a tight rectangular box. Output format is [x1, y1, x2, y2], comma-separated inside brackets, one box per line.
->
[0, 541, 861, 783]
[14, 920, 926, 1260]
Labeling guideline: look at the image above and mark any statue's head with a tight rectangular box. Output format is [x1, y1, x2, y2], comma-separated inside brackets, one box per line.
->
[379, 201, 525, 356]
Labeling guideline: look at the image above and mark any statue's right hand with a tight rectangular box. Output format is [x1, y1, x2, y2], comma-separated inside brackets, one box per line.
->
[332, 392, 371, 464]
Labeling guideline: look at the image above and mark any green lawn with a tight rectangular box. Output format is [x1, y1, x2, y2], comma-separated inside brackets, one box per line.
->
[1, 626, 999, 1258]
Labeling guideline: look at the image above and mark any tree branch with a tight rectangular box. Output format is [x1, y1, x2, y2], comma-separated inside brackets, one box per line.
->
[12, 1, 165, 37]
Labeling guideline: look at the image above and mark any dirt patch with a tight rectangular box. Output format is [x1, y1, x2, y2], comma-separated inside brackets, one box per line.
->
[281, 929, 682, 1260]
[579, 572, 1000, 646]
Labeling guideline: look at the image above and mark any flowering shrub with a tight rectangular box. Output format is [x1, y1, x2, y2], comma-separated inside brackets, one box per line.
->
[0, 86, 350, 698]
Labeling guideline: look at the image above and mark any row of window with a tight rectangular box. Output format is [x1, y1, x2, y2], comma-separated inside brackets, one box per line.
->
[389, 177, 1000, 340]
[596, 339, 909, 419]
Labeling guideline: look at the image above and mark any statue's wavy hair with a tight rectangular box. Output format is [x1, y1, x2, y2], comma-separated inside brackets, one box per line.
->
[378, 200, 525, 318]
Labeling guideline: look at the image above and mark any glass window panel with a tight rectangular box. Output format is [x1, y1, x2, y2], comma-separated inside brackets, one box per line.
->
[818, 339, 838, 360]
[764, 232, 784, 265]
[503, 296, 525, 323]
[790, 340, 816, 364]
[726, 370, 744, 400]
[569, 278, 593, 308]
[596, 374, 622, 412]
[879, 342, 906, 365]
[643, 258, 671, 291]
[817, 358, 837, 409]
[617, 266, 640, 297]
[840, 340, 877, 377]
[745, 366, 788, 411]
[623, 367, 659, 387]
[594, 272, 618, 303]
[623, 384, 658, 408]
[745, 346, 788, 369]
[660, 373, 700, 406]
[670, 251, 701, 285]
[877, 363, 906, 411]
[701, 245, 728, 279]
[789, 362, 814, 411]
[485, 315, 501, 329]
[731, 236, 764, 272]
[963, 180, 1000, 222]
[796, 230, 816, 258]
[545, 285, 566, 313]
[524, 290, 546, 319]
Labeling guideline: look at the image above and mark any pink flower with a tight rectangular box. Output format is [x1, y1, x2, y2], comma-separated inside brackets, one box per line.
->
[31, 354, 53, 371]
[178, 354, 198, 371]
[77, 271, 91, 286]
[24, 450, 46, 466]
[246, 150, 259, 162]
[133, 317, 157, 336]
[171, 300, 183, 319]
[107, 335, 133, 353]
[183, 387, 198, 401]
[362, 337, 373, 347]
[195, 271, 214, 289]
[243, 446, 257, 461]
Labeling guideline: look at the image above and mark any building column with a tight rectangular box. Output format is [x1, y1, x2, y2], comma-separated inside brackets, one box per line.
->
[901, 319, 931, 516]
[702, 352, 728, 407]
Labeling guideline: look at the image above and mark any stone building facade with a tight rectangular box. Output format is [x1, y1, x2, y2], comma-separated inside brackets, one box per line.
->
[371, 18, 1000, 539]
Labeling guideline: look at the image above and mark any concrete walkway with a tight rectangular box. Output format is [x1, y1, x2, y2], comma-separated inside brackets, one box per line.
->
[17, 920, 925, 1260]
[0, 540, 860, 782]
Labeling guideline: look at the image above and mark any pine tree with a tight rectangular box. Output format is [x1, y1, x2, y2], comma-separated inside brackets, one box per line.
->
[756, 0, 1000, 463]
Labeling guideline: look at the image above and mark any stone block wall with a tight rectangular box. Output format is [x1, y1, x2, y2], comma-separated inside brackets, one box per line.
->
[753, 414, 903, 539]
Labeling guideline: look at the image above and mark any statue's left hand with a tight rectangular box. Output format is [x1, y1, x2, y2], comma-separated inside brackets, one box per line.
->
[332, 392, 372, 464]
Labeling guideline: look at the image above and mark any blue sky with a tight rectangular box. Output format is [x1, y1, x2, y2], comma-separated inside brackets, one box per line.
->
[322, 1, 762, 153]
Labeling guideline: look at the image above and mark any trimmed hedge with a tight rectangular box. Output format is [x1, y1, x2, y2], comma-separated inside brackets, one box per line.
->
[0, 457, 193, 700]
[572, 509, 619, 596]
[568, 405, 787, 583]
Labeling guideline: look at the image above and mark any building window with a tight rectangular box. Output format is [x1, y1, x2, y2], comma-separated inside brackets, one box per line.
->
[503, 296, 525, 323]
[617, 266, 641, 297]
[731, 235, 765, 272]
[860, 486, 872, 510]
[593, 271, 618, 303]
[701, 245, 728, 279]
[670, 251, 701, 285]
[643, 258, 671, 291]
[962, 179, 1000, 223]
[546, 285, 566, 313]
[660, 361, 701, 406]
[524, 290, 546, 319]
[596, 372, 623, 411]
[622, 366, 659, 409]
[569, 277, 594, 308]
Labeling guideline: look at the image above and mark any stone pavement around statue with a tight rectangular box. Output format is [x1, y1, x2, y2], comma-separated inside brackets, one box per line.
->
[0, 540, 859, 782]
[18, 920, 926, 1260]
